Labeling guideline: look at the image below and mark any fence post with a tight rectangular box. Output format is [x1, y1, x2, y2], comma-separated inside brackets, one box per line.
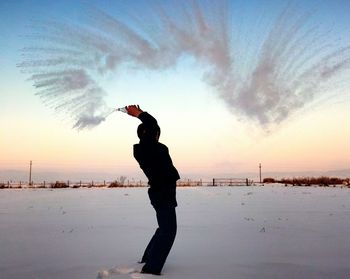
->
[67, 180, 70, 187]
[7, 181, 10, 188]
[212, 178, 215, 186]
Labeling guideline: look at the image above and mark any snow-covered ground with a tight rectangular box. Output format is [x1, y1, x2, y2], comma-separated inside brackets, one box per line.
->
[1, 185, 350, 279]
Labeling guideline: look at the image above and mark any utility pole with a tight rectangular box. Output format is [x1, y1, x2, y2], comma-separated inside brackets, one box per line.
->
[29, 160, 32, 186]
[259, 163, 262, 183]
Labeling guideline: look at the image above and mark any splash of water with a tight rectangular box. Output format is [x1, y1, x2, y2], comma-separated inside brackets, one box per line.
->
[18, 1, 350, 130]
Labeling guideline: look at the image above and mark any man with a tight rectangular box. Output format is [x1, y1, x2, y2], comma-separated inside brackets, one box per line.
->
[126, 105, 180, 275]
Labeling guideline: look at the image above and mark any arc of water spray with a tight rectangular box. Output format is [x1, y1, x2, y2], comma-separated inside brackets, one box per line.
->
[18, 1, 350, 131]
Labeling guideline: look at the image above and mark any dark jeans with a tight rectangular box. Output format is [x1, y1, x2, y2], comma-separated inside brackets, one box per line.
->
[141, 206, 177, 274]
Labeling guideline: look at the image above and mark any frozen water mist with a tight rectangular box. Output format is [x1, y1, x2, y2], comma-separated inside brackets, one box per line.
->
[227, 5, 350, 128]
[18, 1, 350, 130]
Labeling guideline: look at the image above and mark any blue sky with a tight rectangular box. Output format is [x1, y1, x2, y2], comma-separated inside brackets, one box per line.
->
[1, 0, 350, 180]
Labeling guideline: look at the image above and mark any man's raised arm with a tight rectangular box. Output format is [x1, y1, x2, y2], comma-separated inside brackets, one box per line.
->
[126, 105, 159, 131]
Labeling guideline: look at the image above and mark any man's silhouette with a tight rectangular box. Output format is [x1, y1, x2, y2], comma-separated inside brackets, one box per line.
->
[126, 105, 180, 275]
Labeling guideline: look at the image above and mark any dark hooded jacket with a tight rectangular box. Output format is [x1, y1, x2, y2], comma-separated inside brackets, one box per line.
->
[133, 112, 180, 208]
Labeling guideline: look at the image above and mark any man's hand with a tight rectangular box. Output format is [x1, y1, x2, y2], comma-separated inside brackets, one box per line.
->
[126, 105, 143, 118]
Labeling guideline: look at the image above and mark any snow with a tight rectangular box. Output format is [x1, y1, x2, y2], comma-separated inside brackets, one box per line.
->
[1, 185, 350, 279]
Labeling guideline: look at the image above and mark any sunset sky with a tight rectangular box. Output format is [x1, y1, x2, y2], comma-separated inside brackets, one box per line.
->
[1, 0, 350, 181]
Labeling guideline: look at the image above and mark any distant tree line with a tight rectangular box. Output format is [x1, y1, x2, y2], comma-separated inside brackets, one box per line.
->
[2, 176, 349, 189]
[263, 176, 350, 186]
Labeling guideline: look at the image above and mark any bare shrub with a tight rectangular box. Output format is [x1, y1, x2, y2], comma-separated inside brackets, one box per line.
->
[108, 181, 124, 188]
[263, 178, 275, 183]
[108, 176, 128, 188]
[51, 181, 69, 188]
